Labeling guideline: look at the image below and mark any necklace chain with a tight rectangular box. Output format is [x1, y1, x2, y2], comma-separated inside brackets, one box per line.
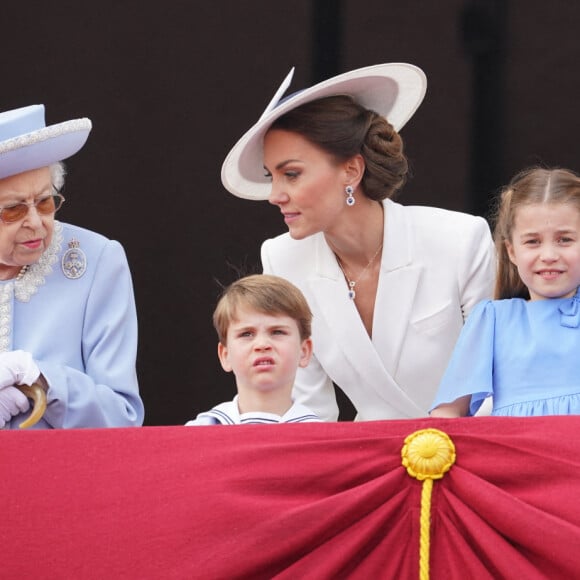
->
[335, 242, 383, 300]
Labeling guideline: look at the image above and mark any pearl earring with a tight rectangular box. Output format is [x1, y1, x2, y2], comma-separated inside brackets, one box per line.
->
[345, 185, 355, 206]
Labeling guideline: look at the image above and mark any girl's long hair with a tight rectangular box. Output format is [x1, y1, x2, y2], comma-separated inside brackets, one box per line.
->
[492, 167, 580, 300]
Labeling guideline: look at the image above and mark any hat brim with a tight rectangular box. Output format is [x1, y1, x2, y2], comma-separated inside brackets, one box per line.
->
[221, 63, 427, 200]
[0, 118, 92, 180]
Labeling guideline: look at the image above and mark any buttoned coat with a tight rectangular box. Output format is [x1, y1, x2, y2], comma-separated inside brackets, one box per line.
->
[261, 199, 496, 421]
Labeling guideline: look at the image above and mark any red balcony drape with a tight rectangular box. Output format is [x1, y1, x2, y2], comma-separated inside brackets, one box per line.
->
[3, 416, 579, 578]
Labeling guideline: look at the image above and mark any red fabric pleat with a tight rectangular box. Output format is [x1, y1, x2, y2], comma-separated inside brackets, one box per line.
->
[2, 416, 579, 579]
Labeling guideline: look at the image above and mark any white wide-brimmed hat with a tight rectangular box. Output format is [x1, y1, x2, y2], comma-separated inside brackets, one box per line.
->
[221, 63, 427, 200]
[0, 104, 92, 180]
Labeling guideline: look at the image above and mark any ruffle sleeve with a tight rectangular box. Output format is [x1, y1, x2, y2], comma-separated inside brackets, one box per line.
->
[429, 300, 496, 415]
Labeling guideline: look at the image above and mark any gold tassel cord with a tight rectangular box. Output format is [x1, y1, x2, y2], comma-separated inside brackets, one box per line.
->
[401, 428, 456, 580]
[16, 383, 47, 429]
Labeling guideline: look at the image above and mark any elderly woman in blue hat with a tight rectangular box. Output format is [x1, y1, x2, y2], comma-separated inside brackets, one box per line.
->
[222, 64, 496, 421]
[0, 104, 144, 429]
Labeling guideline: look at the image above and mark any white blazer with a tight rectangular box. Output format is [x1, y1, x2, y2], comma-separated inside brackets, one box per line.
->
[261, 199, 496, 421]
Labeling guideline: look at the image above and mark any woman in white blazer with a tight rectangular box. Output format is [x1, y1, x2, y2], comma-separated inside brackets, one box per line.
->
[221, 64, 495, 421]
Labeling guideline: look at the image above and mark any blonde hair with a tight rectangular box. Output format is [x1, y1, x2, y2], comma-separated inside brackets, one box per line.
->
[492, 167, 580, 299]
[213, 274, 312, 343]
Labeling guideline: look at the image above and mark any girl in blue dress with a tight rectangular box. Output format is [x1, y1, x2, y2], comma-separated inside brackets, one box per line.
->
[430, 167, 580, 417]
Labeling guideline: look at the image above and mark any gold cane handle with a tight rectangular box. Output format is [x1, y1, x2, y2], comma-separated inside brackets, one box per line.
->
[16, 383, 47, 429]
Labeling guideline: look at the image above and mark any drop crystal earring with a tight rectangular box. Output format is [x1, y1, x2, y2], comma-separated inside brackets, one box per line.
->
[345, 185, 355, 206]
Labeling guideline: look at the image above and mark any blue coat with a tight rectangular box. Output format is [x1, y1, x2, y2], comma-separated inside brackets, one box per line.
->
[2, 221, 144, 429]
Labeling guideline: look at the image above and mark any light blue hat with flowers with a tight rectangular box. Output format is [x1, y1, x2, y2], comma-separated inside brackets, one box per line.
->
[0, 104, 92, 180]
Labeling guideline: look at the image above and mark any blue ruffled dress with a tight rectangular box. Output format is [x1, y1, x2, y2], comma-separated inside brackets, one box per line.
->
[430, 289, 580, 416]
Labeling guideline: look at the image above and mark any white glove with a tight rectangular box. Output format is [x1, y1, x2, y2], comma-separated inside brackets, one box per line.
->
[0, 350, 41, 389]
[0, 386, 30, 428]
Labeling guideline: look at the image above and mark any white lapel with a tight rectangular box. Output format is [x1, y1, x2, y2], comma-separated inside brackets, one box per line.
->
[372, 200, 423, 374]
[306, 200, 424, 417]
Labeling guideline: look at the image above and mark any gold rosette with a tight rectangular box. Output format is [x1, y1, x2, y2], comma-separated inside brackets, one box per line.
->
[401, 428, 456, 480]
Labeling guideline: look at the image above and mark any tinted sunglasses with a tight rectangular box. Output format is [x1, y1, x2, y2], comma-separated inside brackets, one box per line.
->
[0, 190, 65, 224]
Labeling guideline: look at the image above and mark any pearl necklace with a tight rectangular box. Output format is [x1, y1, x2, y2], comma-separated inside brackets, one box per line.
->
[0, 265, 29, 282]
[335, 242, 383, 300]
[16, 265, 30, 281]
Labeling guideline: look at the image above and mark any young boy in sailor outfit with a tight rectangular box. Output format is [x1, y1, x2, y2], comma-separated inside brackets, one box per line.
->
[185, 274, 321, 425]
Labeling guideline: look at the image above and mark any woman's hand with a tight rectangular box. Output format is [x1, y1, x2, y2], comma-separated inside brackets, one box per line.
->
[0, 350, 41, 389]
[0, 386, 30, 428]
[0, 351, 43, 427]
